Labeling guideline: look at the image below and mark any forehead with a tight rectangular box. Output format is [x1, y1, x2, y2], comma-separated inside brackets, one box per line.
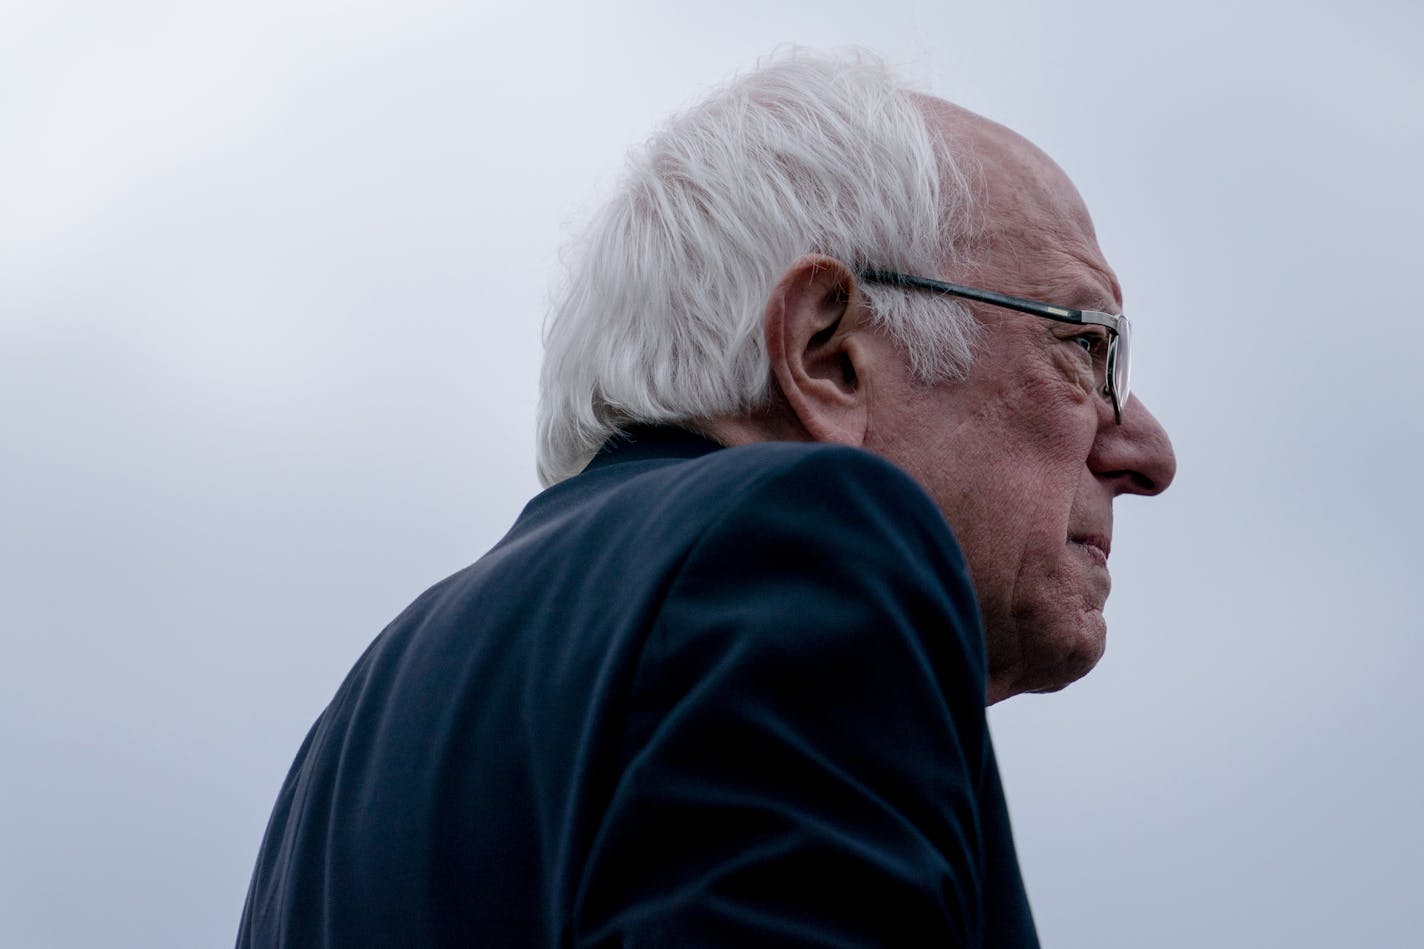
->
[920, 98, 1121, 310]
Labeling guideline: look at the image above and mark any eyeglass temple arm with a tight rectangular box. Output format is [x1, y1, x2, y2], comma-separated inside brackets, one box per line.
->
[859, 269, 1107, 328]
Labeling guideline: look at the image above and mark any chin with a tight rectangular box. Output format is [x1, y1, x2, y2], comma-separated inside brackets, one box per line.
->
[1040, 623, 1107, 691]
[991, 617, 1107, 701]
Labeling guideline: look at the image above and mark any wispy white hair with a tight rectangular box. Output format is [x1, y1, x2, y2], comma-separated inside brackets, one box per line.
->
[537, 49, 977, 485]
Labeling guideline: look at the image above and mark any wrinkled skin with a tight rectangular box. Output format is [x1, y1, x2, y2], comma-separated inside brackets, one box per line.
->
[862, 102, 1177, 701]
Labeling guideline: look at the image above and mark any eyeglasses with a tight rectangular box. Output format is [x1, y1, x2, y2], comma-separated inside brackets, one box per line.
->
[859, 269, 1131, 424]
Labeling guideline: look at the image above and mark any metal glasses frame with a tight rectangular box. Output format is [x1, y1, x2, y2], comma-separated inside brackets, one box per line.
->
[859, 269, 1131, 424]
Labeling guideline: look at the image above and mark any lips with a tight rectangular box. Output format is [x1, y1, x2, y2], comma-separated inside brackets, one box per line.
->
[1069, 533, 1112, 564]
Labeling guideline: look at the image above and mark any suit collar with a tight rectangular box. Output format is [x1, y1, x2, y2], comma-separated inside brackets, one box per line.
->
[583, 425, 723, 473]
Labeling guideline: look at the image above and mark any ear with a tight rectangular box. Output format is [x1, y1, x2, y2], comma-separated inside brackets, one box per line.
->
[763, 255, 873, 446]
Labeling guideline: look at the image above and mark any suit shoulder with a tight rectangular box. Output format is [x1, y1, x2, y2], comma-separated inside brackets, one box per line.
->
[674, 440, 934, 512]
[686, 441, 962, 561]
[703, 439, 916, 484]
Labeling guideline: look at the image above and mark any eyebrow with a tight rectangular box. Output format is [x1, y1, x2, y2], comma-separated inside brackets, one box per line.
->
[1017, 275, 1120, 316]
[1044, 252, 1122, 314]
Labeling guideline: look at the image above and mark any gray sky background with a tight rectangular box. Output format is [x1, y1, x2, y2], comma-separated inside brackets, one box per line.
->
[3, 1, 1420, 946]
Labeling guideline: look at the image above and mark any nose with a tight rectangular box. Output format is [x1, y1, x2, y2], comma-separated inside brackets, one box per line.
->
[1090, 394, 1177, 496]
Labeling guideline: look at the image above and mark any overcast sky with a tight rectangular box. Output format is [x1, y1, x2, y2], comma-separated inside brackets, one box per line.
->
[3, 1, 1421, 946]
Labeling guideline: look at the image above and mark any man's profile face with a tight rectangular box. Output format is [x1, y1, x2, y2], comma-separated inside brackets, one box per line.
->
[864, 106, 1177, 701]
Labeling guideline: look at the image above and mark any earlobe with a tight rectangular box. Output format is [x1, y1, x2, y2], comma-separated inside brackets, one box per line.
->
[763, 255, 871, 447]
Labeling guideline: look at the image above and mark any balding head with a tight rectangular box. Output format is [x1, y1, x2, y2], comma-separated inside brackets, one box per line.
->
[913, 95, 1121, 307]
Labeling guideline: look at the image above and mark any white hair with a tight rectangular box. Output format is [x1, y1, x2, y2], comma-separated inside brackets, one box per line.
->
[536, 49, 977, 486]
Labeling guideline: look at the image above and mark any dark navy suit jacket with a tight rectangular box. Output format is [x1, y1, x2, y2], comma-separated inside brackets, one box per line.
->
[238, 427, 1039, 947]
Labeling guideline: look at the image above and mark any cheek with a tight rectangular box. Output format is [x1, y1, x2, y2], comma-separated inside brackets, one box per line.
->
[931, 390, 1094, 553]
[1016, 370, 1100, 451]
[988, 389, 1101, 589]
[995, 410, 1096, 531]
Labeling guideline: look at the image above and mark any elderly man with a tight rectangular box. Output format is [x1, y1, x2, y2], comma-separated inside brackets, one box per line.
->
[239, 52, 1174, 947]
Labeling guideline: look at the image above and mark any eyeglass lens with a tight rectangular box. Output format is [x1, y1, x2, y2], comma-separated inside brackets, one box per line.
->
[1110, 315, 1131, 419]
